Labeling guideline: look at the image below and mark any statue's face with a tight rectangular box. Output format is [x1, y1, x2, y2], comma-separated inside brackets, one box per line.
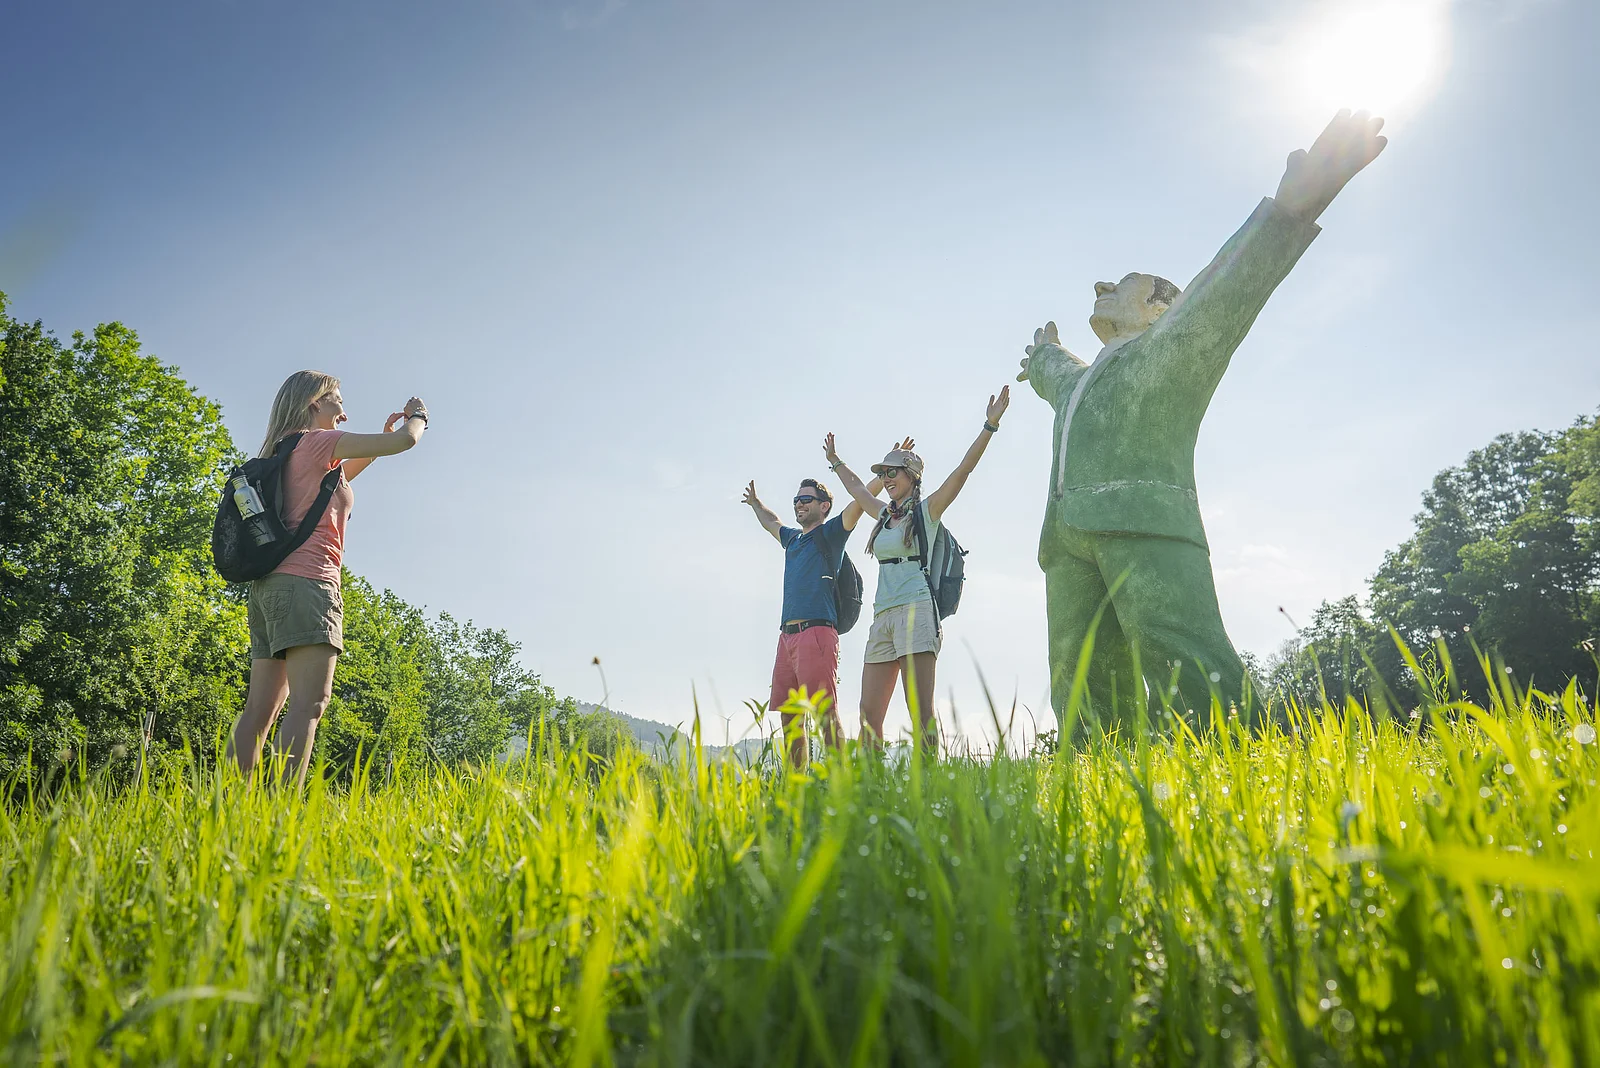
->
[1088, 273, 1171, 343]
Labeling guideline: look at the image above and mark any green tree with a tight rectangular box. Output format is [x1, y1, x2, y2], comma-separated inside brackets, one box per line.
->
[1266, 595, 1383, 709]
[421, 613, 568, 766]
[314, 571, 432, 777]
[1349, 419, 1598, 701]
[0, 296, 245, 777]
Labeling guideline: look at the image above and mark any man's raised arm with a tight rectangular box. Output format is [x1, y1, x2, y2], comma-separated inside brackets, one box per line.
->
[742, 481, 785, 543]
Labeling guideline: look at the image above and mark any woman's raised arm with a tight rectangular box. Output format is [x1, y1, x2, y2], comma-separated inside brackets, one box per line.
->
[824, 433, 885, 520]
[840, 436, 913, 529]
[334, 397, 428, 464]
[925, 386, 1009, 523]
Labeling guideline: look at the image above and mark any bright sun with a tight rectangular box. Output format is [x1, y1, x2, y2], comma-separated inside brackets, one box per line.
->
[1293, 0, 1450, 116]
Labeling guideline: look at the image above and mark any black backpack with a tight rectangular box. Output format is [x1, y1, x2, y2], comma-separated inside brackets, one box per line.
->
[210, 433, 343, 583]
[911, 503, 968, 621]
[818, 530, 865, 634]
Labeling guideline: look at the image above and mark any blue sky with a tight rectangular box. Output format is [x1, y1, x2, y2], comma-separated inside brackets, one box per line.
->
[5, 0, 1596, 746]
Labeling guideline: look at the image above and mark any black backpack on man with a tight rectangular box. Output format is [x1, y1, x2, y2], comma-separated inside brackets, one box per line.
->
[818, 539, 865, 634]
[210, 432, 343, 583]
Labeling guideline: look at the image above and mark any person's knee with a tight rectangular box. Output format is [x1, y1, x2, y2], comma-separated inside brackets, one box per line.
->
[289, 690, 331, 723]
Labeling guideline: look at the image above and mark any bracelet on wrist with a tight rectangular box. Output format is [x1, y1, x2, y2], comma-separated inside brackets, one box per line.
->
[983, 421, 999, 434]
[829, 460, 844, 471]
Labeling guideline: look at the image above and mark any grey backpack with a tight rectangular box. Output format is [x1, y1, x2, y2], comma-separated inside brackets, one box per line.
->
[911, 504, 967, 620]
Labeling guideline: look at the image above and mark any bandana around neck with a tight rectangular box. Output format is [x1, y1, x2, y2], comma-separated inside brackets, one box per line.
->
[886, 493, 917, 524]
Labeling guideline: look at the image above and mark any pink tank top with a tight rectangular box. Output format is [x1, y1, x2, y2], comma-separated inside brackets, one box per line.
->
[272, 429, 353, 584]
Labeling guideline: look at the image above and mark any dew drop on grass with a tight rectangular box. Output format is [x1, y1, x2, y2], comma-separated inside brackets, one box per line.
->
[1502, 958, 1514, 969]
[1574, 724, 1597, 745]
[859, 845, 870, 857]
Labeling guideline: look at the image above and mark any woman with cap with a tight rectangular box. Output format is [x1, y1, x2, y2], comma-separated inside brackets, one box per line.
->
[823, 385, 1010, 755]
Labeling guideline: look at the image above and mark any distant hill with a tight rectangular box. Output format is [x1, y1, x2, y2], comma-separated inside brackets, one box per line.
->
[572, 703, 776, 764]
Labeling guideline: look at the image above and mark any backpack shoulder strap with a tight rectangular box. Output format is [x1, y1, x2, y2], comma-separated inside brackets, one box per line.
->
[911, 501, 942, 635]
[911, 501, 931, 575]
[275, 465, 344, 561]
[818, 529, 838, 581]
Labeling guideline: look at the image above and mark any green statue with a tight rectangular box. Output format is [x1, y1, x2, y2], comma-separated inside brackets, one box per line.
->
[1019, 110, 1388, 729]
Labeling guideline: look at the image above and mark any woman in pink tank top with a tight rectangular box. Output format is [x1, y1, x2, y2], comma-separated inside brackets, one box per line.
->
[227, 370, 430, 786]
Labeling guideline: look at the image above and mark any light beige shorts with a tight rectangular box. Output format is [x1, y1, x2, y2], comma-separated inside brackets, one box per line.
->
[863, 599, 941, 664]
[248, 572, 344, 659]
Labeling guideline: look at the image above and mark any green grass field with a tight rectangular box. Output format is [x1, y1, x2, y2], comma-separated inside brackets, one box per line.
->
[4, 673, 1599, 1066]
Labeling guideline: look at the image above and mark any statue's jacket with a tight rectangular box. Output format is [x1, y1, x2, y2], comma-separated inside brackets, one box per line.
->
[1027, 197, 1321, 566]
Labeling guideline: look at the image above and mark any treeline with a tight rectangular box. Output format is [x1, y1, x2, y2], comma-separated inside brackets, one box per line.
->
[5, 294, 1595, 763]
[0, 295, 597, 781]
[1260, 415, 1600, 706]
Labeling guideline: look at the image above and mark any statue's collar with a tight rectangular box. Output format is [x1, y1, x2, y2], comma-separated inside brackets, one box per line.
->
[1094, 334, 1138, 362]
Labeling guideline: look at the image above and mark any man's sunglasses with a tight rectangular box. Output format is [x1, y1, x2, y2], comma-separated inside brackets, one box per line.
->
[793, 494, 826, 506]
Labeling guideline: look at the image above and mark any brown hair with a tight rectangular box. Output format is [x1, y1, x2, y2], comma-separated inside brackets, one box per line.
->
[799, 478, 832, 504]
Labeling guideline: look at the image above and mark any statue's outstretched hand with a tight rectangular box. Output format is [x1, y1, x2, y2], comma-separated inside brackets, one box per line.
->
[1275, 109, 1387, 223]
[1019, 321, 1062, 381]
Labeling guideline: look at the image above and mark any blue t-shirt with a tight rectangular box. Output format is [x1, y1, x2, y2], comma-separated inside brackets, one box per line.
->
[778, 514, 851, 627]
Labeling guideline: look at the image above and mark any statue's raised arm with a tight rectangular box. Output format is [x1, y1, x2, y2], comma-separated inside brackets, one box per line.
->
[1022, 110, 1388, 737]
[1149, 110, 1389, 396]
[1273, 108, 1388, 224]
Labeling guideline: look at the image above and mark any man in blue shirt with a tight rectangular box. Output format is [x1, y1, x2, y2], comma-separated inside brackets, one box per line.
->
[742, 474, 869, 767]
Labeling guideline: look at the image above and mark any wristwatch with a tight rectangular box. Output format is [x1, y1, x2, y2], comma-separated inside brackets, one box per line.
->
[407, 411, 429, 427]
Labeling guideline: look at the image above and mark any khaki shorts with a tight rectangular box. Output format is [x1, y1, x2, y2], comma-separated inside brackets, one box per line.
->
[248, 572, 344, 659]
[863, 599, 941, 664]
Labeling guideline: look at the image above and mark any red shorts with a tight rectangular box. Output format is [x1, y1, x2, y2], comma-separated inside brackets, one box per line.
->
[769, 626, 840, 715]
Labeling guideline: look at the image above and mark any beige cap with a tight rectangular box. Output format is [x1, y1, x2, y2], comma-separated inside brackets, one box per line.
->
[871, 449, 924, 478]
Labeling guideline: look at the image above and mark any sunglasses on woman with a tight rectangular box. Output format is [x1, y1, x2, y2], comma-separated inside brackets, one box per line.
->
[879, 467, 904, 479]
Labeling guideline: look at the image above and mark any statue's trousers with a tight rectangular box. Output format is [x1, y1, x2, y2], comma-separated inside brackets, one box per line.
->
[1044, 524, 1248, 732]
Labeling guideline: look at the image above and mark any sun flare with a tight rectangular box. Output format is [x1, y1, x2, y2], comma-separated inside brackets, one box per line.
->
[1293, 1, 1450, 116]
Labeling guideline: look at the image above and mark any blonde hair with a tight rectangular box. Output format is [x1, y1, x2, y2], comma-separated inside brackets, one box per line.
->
[865, 479, 922, 555]
[258, 370, 340, 458]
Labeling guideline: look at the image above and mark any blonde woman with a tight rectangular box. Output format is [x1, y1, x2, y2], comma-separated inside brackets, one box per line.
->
[227, 371, 428, 785]
[825, 385, 1010, 755]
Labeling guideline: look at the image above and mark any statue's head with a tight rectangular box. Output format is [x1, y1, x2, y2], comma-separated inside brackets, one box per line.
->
[1088, 272, 1179, 343]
